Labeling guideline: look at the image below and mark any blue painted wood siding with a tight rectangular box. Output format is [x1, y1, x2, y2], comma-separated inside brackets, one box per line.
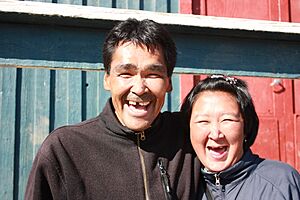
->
[0, 1, 179, 200]
[1, 1, 300, 200]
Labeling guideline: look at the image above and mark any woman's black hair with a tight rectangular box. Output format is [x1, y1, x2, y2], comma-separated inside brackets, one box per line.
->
[181, 75, 259, 150]
[102, 18, 177, 77]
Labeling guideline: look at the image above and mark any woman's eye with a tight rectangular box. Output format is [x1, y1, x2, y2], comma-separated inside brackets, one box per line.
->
[222, 118, 238, 123]
[196, 120, 209, 124]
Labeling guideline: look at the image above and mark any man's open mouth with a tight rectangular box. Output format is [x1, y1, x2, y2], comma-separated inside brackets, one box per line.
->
[128, 100, 150, 107]
[126, 100, 151, 115]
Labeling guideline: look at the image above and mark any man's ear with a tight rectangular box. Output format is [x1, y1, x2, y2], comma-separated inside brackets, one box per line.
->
[167, 78, 173, 92]
[103, 72, 111, 91]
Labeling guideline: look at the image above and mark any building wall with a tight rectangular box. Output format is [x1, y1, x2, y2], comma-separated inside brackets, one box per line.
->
[0, 1, 299, 199]
[179, 0, 300, 171]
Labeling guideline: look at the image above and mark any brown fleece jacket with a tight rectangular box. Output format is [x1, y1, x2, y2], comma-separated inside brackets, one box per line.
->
[25, 99, 201, 200]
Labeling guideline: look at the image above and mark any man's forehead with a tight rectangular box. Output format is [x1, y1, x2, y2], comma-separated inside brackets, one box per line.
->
[117, 40, 161, 53]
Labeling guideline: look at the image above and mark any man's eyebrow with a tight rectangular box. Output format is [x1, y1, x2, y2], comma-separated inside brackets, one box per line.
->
[146, 64, 167, 73]
[114, 63, 137, 71]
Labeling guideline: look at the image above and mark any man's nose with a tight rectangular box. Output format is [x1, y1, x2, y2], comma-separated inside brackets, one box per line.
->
[131, 76, 147, 95]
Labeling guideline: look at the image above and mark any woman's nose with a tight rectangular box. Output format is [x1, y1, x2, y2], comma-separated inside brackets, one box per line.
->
[208, 123, 223, 140]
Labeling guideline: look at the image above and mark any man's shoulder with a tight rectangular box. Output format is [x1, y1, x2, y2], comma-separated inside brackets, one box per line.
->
[53, 115, 101, 134]
[41, 116, 102, 148]
[160, 110, 185, 120]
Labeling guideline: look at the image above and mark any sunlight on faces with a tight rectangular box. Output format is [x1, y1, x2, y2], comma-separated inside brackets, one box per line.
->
[190, 91, 244, 172]
[104, 42, 172, 132]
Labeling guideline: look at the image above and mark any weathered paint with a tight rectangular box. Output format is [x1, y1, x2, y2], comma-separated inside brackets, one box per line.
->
[0, 67, 16, 200]
[0, 1, 299, 199]
[179, 0, 300, 172]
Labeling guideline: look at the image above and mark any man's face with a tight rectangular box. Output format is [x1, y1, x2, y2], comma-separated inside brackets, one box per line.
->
[104, 42, 172, 132]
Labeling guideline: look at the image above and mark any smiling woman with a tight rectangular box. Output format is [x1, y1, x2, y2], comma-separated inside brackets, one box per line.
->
[181, 75, 300, 200]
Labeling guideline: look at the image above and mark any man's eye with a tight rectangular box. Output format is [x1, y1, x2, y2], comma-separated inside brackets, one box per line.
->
[119, 73, 132, 78]
[147, 73, 163, 78]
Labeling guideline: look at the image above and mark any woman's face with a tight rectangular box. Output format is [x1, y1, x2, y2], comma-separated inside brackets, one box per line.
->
[190, 91, 244, 172]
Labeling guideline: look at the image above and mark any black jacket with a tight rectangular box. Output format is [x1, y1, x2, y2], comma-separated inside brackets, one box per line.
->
[25, 99, 201, 200]
[199, 150, 300, 200]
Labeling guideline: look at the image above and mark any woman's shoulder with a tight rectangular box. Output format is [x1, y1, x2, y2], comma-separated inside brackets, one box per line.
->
[253, 158, 300, 186]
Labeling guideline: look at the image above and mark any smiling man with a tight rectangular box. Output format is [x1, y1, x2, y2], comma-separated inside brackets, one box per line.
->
[25, 18, 200, 200]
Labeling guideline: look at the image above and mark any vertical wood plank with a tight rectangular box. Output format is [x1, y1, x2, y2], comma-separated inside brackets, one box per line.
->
[180, 0, 193, 14]
[0, 67, 16, 200]
[162, 74, 181, 112]
[54, 70, 82, 128]
[98, 71, 112, 110]
[56, 0, 83, 5]
[155, 0, 168, 12]
[18, 68, 51, 200]
[127, 0, 140, 10]
[85, 71, 108, 119]
[295, 113, 300, 172]
[179, 74, 194, 103]
[290, 0, 300, 22]
[143, 0, 155, 11]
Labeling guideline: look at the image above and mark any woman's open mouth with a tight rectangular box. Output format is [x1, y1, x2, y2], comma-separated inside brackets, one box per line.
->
[207, 146, 228, 160]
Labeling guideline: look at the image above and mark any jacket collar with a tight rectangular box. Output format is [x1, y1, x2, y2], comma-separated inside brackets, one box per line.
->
[201, 149, 262, 186]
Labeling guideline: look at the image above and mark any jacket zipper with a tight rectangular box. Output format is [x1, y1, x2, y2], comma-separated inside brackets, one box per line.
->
[214, 173, 220, 186]
[214, 173, 226, 198]
[137, 132, 149, 200]
[158, 159, 172, 200]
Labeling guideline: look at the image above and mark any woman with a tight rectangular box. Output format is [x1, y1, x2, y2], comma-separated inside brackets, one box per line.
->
[181, 75, 300, 200]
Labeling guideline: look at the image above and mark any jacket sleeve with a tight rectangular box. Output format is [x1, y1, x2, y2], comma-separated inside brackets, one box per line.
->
[267, 163, 300, 200]
[285, 169, 300, 200]
[24, 147, 66, 200]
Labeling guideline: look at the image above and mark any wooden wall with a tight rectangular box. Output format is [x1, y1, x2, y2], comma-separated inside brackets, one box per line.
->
[179, 0, 300, 171]
[0, 1, 299, 199]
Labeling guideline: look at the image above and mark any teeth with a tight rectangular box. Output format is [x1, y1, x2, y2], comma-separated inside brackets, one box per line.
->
[128, 101, 137, 106]
[139, 102, 150, 106]
[128, 101, 150, 106]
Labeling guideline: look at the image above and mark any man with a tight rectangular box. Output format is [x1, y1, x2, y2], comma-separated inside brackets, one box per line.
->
[25, 18, 200, 200]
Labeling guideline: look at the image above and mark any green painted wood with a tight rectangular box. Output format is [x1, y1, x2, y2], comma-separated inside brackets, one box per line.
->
[0, 67, 16, 200]
[86, 0, 112, 7]
[115, 0, 139, 9]
[54, 70, 82, 128]
[18, 68, 51, 200]
[57, 0, 83, 5]
[0, 1, 299, 199]
[86, 71, 111, 119]
[0, 23, 103, 69]
[174, 33, 300, 78]
[1, 21, 299, 78]
[162, 74, 182, 112]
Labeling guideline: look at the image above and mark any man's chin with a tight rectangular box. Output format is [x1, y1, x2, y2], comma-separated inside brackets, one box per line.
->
[124, 120, 152, 132]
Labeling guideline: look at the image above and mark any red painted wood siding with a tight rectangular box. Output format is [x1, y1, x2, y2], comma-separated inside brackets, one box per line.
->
[179, 0, 300, 171]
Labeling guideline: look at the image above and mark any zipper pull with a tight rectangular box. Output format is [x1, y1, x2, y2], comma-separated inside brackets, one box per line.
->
[139, 131, 146, 141]
[214, 173, 220, 186]
[158, 159, 172, 200]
